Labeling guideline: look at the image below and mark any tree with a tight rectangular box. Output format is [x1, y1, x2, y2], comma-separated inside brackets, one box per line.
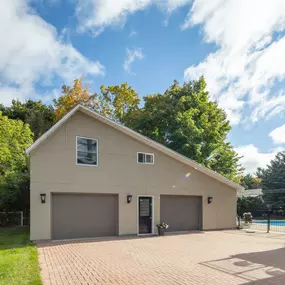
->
[127, 77, 242, 182]
[0, 171, 30, 212]
[240, 174, 262, 189]
[53, 77, 140, 122]
[256, 151, 285, 207]
[237, 196, 265, 216]
[240, 174, 254, 189]
[53, 77, 92, 119]
[100, 83, 140, 123]
[251, 177, 262, 189]
[0, 112, 33, 173]
[0, 112, 33, 211]
[0, 99, 56, 140]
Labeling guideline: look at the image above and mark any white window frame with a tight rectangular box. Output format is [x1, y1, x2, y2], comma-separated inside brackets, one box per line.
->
[137, 195, 155, 236]
[137, 152, 154, 164]
[76, 136, 99, 167]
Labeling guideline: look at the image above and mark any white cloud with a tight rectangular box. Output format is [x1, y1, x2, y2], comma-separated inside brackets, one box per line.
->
[270, 124, 285, 144]
[0, 0, 104, 105]
[75, 0, 191, 35]
[235, 144, 278, 174]
[251, 90, 285, 123]
[0, 86, 27, 106]
[184, 0, 285, 125]
[129, 29, 138, 37]
[266, 106, 285, 121]
[164, 0, 191, 12]
[76, 0, 151, 35]
[123, 48, 144, 74]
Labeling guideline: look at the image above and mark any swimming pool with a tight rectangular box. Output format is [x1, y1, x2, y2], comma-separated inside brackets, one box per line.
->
[253, 220, 285, 226]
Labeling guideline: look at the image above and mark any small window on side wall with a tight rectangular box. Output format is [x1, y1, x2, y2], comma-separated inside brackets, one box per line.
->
[137, 152, 154, 164]
[76, 136, 98, 166]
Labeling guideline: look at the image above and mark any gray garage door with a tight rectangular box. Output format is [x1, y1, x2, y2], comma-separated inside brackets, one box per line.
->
[52, 193, 118, 240]
[160, 195, 202, 232]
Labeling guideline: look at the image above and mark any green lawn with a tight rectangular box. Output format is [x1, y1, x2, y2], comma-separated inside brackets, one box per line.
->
[0, 228, 41, 285]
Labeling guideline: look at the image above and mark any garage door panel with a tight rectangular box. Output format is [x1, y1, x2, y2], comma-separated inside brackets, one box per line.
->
[160, 195, 202, 232]
[52, 193, 117, 240]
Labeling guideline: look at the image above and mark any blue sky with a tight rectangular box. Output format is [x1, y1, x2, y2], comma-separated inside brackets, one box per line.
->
[1, 0, 285, 174]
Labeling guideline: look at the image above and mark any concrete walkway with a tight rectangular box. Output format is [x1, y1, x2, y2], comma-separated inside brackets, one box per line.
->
[37, 230, 285, 285]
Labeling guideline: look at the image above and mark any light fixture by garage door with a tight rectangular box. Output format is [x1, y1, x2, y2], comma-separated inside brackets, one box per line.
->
[40, 193, 46, 204]
[127, 195, 133, 203]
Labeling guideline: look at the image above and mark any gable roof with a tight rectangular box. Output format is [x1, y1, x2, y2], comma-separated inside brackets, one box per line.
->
[26, 104, 243, 191]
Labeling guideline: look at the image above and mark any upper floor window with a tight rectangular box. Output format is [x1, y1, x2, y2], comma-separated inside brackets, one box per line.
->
[76, 136, 98, 166]
[137, 152, 154, 164]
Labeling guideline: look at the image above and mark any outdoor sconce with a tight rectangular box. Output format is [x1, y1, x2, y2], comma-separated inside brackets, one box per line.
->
[127, 195, 132, 204]
[208, 196, 213, 204]
[40, 193, 46, 204]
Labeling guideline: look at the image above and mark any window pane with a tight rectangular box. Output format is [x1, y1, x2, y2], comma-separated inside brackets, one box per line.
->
[138, 153, 144, 163]
[146, 154, 153, 163]
[77, 137, 97, 165]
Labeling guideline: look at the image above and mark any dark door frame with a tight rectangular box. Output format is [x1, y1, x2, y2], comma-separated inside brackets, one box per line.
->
[137, 195, 154, 235]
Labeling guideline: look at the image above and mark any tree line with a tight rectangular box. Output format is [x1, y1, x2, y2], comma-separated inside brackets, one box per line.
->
[1, 76, 284, 213]
[238, 153, 285, 214]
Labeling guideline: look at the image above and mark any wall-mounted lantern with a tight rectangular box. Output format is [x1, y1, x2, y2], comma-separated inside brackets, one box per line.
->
[127, 195, 132, 204]
[40, 193, 46, 204]
[208, 196, 213, 204]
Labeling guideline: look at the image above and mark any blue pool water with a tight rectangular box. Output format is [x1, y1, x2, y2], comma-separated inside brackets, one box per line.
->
[253, 220, 285, 226]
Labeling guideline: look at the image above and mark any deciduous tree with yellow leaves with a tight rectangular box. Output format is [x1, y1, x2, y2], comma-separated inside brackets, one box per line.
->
[53, 77, 92, 119]
[53, 78, 140, 123]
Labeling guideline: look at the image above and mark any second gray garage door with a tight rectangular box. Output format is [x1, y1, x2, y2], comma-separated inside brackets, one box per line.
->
[52, 193, 118, 240]
[160, 195, 202, 232]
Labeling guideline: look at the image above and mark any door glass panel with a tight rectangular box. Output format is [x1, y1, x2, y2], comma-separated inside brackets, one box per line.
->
[139, 197, 152, 234]
[140, 199, 150, 216]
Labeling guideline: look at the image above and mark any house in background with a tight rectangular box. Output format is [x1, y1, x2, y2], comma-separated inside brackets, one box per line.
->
[26, 105, 243, 241]
[238, 189, 263, 199]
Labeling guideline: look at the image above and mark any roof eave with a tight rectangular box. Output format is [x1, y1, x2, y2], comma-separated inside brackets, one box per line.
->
[25, 105, 81, 155]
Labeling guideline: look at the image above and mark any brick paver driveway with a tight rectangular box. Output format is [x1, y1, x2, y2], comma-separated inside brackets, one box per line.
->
[37, 230, 285, 285]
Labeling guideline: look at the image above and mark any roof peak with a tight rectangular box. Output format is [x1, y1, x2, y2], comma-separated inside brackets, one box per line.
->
[26, 104, 243, 190]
